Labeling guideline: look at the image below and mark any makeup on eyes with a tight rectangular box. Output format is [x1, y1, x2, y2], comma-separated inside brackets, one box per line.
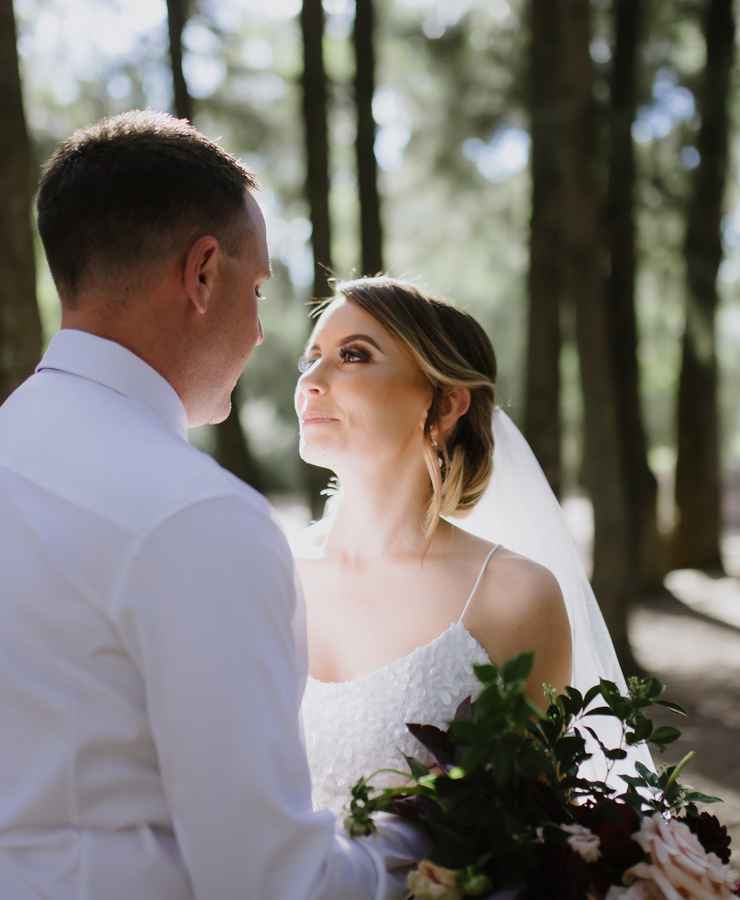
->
[297, 334, 382, 373]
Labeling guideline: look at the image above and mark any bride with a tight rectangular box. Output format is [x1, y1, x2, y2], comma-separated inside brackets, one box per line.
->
[293, 276, 647, 815]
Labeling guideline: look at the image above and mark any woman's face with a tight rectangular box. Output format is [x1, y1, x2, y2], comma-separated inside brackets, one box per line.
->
[294, 298, 432, 473]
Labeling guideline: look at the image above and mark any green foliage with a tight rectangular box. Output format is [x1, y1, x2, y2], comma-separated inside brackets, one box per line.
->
[12, 0, 740, 494]
[345, 652, 725, 896]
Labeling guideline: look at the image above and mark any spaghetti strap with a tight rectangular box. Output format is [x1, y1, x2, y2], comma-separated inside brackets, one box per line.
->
[457, 544, 499, 624]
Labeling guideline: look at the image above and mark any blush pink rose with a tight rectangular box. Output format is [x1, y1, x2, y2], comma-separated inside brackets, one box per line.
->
[623, 814, 738, 900]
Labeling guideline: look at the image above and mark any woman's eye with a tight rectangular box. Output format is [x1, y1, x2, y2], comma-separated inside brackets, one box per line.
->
[297, 355, 318, 374]
[339, 346, 369, 363]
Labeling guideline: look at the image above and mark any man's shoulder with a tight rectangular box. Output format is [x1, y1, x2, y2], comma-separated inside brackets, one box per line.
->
[0, 370, 273, 535]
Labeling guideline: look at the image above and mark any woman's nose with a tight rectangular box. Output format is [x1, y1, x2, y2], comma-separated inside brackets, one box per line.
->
[298, 366, 328, 396]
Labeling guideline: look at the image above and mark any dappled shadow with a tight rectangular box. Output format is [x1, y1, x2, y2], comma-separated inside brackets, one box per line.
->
[630, 602, 740, 844]
[638, 583, 740, 639]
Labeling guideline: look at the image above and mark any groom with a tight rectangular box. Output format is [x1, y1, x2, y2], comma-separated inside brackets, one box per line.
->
[0, 111, 422, 899]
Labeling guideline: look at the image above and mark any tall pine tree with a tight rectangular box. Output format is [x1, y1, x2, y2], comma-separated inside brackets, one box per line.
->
[0, 0, 42, 404]
[672, 0, 735, 573]
[300, 0, 335, 517]
[524, 0, 565, 499]
[353, 0, 384, 276]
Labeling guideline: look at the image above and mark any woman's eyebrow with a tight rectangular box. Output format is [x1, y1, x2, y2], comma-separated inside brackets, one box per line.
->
[307, 333, 384, 353]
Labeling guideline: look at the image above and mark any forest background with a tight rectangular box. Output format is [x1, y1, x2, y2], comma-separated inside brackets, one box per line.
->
[2, 0, 740, 830]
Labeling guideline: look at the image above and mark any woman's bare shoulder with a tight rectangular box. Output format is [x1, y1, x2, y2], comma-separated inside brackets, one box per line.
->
[473, 546, 565, 629]
[465, 543, 571, 693]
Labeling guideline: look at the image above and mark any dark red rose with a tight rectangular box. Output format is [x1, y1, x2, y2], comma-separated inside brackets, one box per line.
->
[682, 810, 732, 865]
[575, 800, 642, 865]
[572, 799, 643, 893]
[525, 842, 593, 900]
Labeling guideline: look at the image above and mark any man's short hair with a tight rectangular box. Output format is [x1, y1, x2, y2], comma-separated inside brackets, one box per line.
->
[37, 110, 258, 303]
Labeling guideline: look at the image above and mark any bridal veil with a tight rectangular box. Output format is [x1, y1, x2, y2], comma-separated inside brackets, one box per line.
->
[449, 406, 655, 788]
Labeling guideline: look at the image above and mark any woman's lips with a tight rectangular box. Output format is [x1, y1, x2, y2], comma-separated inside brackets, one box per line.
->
[301, 416, 339, 425]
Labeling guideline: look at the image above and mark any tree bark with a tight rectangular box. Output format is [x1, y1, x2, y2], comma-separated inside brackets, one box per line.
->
[605, 0, 665, 593]
[560, 0, 640, 674]
[524, 0, 564, 499]
[301, 0, 334, 302]
[166, 0, 193, 122]
[213, 384, 268, 494]
[353, 0, 384, 276]
[165, 0, 265, 491]
[300, 0, 335, 517]
[0, 0, 42, 404]
[672, 0, 734, 573]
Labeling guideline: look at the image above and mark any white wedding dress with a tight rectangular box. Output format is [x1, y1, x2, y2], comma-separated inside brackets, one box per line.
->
[302, 544, 499, 814]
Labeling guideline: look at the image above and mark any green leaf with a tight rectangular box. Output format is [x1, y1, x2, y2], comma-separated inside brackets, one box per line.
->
[642, 676, 664, 700]
[565, 686, 584, 709]
[502, 652, 534, 684]
[604, 748, 628, 760]
[583, 705, 621, 718]
[473, 663, 500, 684]
[619, 774, 648, 788]
[684, 790, 723, 804]
[583, 684, 602, 707]
[656, 700, 688, 717]
[599, 679, 620, 697]
[628, 716, 653, 742]
[650, 726, 681, 745]
[403, 754, 430, 780]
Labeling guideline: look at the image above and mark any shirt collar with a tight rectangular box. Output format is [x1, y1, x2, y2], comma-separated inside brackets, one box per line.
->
[36, 329, 189, 440]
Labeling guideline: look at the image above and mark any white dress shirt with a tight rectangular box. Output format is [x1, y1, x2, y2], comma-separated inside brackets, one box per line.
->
[0, 330, 420, 900]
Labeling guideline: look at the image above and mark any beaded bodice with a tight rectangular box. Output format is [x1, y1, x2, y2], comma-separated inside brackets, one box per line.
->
[301, 546, 498, 815]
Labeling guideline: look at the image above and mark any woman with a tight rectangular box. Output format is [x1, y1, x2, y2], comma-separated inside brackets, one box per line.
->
[294, 276, 642, 815]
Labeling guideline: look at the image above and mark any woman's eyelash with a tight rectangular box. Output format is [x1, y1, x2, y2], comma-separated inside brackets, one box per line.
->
[339, 345, 369, 362]
[297, 355, 316, 374]
[297, 345, 370, 373]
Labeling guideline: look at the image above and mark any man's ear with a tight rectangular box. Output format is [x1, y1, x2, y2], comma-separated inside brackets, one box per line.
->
[183, 235, 220, 315]
[438, 386, 471, 438]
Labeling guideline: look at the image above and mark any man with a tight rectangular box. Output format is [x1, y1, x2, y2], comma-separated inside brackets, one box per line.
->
[0, 111, 421, 900]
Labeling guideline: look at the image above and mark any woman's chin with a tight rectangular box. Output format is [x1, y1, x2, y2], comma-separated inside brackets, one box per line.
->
[298, 440, 336, 470]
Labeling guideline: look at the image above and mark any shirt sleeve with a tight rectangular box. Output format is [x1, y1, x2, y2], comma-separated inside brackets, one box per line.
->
[110, 494, 392, 900]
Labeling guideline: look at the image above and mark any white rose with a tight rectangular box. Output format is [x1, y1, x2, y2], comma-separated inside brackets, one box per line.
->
[560, 823, 602, 863]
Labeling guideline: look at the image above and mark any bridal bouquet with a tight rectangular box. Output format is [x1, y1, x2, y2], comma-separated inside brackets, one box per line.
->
[345, 653, 738, 900]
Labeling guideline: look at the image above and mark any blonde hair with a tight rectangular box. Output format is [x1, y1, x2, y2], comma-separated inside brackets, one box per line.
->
[325, 276, 497, 539]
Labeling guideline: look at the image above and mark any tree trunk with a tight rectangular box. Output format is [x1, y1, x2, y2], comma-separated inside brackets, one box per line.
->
[301, 0, 334, 302]
[0, 0, 42, 404]
[166, 0, 193, 122]
[523, 0, 564, 499]
[213, 384, 268, 494]
[672, 0, 734, 573]
[605, 0, 665, 593]
[560, 0, 640, 674]
[353, 0, 384, 276]
[165, 0, 265, 491]
[300, 0, 334, 518]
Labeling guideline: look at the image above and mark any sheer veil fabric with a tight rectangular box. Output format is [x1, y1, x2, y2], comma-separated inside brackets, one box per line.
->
[448, 406, 655, 787]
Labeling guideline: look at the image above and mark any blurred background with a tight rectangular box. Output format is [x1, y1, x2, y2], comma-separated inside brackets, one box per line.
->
[1, 0, 739, 837]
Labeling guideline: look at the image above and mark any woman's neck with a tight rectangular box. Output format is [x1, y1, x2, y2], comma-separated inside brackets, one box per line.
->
[322, 464, 440, 565]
